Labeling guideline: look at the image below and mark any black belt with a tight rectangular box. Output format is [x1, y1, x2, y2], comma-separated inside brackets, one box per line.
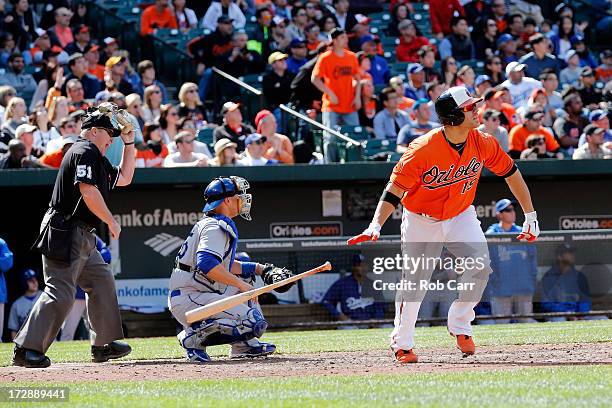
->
[176, 262, 192, 272]
[73, 219, 96, 233]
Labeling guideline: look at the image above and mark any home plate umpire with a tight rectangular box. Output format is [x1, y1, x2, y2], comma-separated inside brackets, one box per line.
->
[13, 103, 136, 368]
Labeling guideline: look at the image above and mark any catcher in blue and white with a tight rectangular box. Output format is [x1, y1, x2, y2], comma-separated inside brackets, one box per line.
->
[168, 176, 295, 362]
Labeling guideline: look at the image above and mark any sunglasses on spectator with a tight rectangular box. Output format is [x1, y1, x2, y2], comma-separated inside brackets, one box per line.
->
[253, 140, 266, 145]
[69, 86, 84, 91]
[448, 60, 456, 66]
[297, 12, 307, 17]
[500, 206, 515, 213]
[487, 23, 497, 27]
[491, 61, 501, 65]
[179, 138, 194, 144]
[152, 90, 161, 94]
[169, 111, 179, 116]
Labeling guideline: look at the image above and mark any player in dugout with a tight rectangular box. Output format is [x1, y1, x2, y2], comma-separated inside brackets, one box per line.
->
[348, 86, 539, 363]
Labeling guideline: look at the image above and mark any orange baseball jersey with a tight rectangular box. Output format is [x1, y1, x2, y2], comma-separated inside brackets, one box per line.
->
[390, 127, 516, 220]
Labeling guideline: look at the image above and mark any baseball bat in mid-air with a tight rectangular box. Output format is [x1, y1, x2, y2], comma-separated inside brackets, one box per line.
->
[185, 262, 333, 324]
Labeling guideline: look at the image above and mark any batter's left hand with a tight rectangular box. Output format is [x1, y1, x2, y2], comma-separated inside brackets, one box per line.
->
[517, 211, 539, 242]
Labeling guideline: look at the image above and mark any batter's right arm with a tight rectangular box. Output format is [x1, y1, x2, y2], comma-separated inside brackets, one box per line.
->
[347, 182, 404, 245]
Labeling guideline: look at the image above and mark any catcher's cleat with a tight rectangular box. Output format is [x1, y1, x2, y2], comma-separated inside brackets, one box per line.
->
[230, 339, 276, 359]
[186, 348, 211, 363]
[394, 349, 418, 364]
[454, 334, 475, 356]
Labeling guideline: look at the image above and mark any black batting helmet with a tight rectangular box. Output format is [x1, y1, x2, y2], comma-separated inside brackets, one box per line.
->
[435, 86, 483, 126]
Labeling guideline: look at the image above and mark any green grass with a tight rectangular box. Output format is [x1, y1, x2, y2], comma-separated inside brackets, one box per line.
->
[1, 320, 611, 366]
[6, 366, 612, 407]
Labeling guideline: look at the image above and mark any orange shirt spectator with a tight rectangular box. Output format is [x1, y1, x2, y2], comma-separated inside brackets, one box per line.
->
[140, 1, 178, 36]
[429, 0, 465, 37]
[88, 64, 105, 81]
[508, 120, 560, 154]
[312, 49, 359, 114]
[39, 149, 64, 168]
[398, 96, 415, 112]
[135, 144, 169, 167]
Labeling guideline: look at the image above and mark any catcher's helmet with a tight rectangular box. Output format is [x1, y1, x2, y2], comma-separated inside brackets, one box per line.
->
[203, 176, 252, 220]
[435, 86, 483, 126]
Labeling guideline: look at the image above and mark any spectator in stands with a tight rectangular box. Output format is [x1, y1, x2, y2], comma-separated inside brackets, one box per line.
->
[520, 88, 555, 128]
[104, 56, 134, 96]
[45, 115, 77, 153]
[65, 79, 89, 112]
[404, 63, 427, 101]
[272, 0, 292, 21]
[429, 0, 464, 40]
[475, 18, 498, 60]
[549, 16, 580, 59]
[286, 39, 308, 75]
[483, 56, 505, 87]
[439, 16, 475, 61]
[356, 51, 373, 82]
[311, 28, 360, 162]
[387, 2, 409, 37]
[64, 24, 90, 56]
[163, 131, 208, 167]
[357, 79, 376, 133]
[579, 110, 611, 147]
[38, 135, 76, 168]
[201, 0, 246, 32]
[500, 61, 541, 107]
[0, 52, 36, 105]
[263, 51, 294, 115]
[213, 101, 255, 152]
[293, 139, 324, 164]
[478, 109, 509, 152]
[287, 6, 308, 41]
[125, 94, 145, 131]
[251, 8, 274, 60]
[172, 0, 198, 31]
[595, 50, 612, 83]
[360, 36, 389, 86]
[488, 0, 508, 34]
[509, 109, 562, 159]
[395, 20, 430, 63]
[554, 94, 588, 155]
[0, 139, 25, 168]
[0, 86, 16, 128]
[519, 33, 558, 80]
[136, 122, 168, 168]
[84, 44, 104, 81]
[321, 254, 385, 323]
[418, 46, 441, 84]
[560, 50, 582, 88]
[5, 0, 37, 52]
[304, 23, 322, 54]
[100, 37, 118, 66]
[15, 123, 42, 158]
[319, 15, 338, 40]
[396, 98, 439, 152]
[331, 0, 357, 32]
[440, 56, 458, 89]
[47, 7, 73, 48]
[47, 95, 68, 132]
[142, 85, 162, 124]
[1, 96, 26, 144]
[485, 199, 537, 324]
[136, 60, 168, 103]
[573, 125, 611, 160]
[539, 69, 563, 111]
[373, 87, 410, 141]
[573, 38, 597, 69]
[140, 0, 177, 36]
[474, 75, 492, 97]
[177, 82, 206, 128]
[389, 76, 414, 113]
[219, 31, 265, 88]
[255, 109, 294, 164]
[158, 103, 179, 144]
[8, 269, 41, 339]
[539, 244, 592, 320]
[496, 34, 518, 66]
[0, 32, 18, 68]
[425, 82, 442, 123]
[27, 28, 51, 65]
[455, 65, 476, 95]
[478, 88, 518, 132]
[63, 53, 101, 100]
[30, 106, 54, 152]
[209, 138, 238, 166]
[577, 67, 603, 109]
[268, 16, 292, 54]
[519, 134, 554, 160]
[238, 133, 279, 166]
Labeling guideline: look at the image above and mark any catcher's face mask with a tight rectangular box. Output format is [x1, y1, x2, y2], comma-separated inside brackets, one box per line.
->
[231, 176, 252, 221]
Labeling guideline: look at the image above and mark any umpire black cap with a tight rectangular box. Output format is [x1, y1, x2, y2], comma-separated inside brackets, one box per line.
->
[82, 109, 121, 137]
[435, 86, 482, 126]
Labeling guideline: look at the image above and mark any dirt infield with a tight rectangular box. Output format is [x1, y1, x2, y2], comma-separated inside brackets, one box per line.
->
[1, 342, 610, 383]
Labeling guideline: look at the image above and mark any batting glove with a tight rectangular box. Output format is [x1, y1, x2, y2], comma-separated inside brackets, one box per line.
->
[517, 211, 540, 242]
[347, 222, 381, 245]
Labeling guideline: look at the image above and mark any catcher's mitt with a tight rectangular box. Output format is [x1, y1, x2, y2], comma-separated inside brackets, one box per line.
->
[261, 264, 295, 293]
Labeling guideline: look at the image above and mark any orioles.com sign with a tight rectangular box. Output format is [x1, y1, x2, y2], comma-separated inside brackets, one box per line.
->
[270, 222, 343, 238]
[559, 215, 612, 230]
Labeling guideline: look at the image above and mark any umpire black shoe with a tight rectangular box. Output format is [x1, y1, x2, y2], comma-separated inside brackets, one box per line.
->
[13, 346, 51, 368]
[91, 341, 132, 363]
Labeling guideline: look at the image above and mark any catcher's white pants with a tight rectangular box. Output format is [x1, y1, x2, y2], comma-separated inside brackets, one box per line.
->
[390, 206, 491, 352]
[60, 298, 88, 341]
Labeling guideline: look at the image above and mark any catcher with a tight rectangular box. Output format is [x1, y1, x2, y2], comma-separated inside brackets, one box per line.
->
[168, 176, 294, 362]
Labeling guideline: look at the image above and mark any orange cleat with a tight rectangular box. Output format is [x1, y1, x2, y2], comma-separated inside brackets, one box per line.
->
[394, 349, 418, 363]
[455, 334, 475, 356]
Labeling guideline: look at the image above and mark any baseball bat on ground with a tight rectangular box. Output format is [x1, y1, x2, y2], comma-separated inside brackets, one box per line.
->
[185, 261, 333, 324]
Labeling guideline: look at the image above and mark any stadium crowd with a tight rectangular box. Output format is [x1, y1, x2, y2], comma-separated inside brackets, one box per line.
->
[0, 0, 610, 168]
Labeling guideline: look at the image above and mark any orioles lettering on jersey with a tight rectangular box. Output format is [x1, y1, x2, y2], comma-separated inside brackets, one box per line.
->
[390, 128, 516, 220]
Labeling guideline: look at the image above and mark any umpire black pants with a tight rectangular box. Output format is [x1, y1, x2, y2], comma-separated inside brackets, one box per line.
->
[14, 219, 124, 353]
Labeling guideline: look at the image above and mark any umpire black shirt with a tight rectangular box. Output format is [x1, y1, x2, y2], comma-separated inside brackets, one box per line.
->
[50, 139, 119, 227]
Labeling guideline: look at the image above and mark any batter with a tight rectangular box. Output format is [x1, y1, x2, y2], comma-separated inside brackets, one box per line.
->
[348, 86, 539, 363]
